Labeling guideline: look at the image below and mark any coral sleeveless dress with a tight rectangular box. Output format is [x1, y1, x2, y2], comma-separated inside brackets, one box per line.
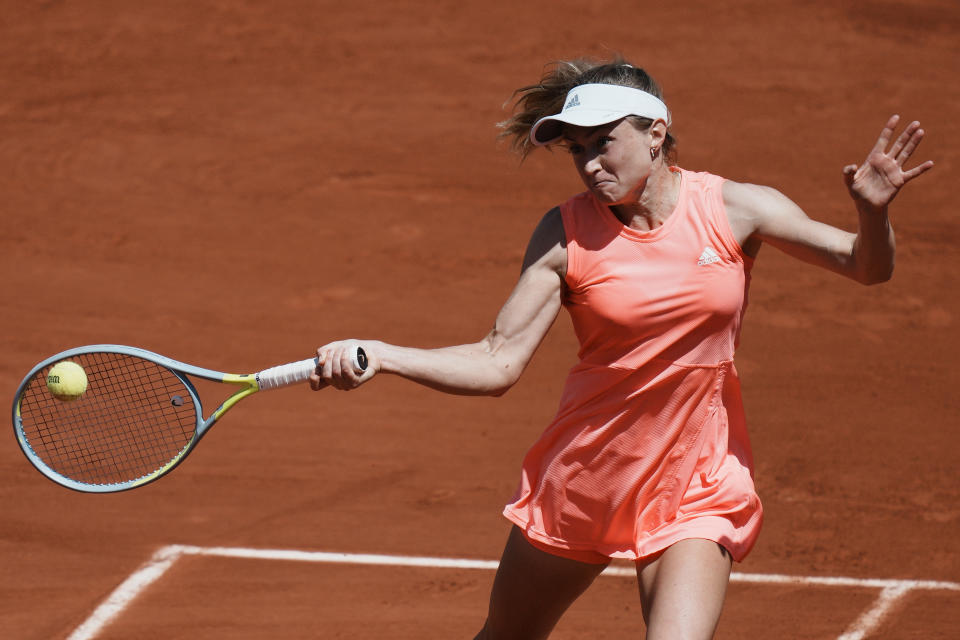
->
[503, 168, 763, 562]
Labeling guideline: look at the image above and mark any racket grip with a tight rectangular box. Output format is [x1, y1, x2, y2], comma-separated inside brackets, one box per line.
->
[256, 346, 367, 390]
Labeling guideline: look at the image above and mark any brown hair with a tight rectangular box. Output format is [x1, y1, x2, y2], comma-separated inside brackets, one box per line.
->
[498, 57, 677, 161]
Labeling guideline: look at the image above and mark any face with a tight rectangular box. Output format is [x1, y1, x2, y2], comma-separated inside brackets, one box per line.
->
[562, 118, 657, 206]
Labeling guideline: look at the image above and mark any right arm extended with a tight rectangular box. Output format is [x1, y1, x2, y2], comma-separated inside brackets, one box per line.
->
[311, 208, 567, 396]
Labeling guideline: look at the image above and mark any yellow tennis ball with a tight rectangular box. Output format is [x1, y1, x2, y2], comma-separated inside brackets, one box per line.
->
[47, 360, 88, 401]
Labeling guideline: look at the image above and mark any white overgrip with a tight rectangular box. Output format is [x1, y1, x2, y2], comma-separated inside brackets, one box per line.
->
[255, 346, 367, 391]
[256, 358, 317, 390]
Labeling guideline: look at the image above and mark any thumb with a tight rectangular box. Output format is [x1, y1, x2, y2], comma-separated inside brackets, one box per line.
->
[842, 163, 857, 187]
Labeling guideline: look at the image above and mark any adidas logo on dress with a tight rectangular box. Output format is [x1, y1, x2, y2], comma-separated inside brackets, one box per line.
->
[697, 247, 722, 266]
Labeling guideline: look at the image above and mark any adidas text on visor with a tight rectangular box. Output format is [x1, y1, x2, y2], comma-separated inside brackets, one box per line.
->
[530, 83, 671, 146]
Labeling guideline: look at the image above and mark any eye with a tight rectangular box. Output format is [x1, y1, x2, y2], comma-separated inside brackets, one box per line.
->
[566, 143, 584, 155]
[596, 136, 612, 149]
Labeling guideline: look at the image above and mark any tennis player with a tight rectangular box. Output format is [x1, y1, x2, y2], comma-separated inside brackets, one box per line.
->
[311, 58, 933, 639]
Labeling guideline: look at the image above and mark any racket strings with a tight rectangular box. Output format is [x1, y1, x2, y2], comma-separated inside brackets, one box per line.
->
[17, 352, 198, 486]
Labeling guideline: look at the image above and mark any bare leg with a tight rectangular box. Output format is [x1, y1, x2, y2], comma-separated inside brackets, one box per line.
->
[473, 526, 609, 640]
[635, 538, 732, 640]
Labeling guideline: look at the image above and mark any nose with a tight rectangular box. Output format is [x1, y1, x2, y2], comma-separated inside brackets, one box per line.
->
[581, 150, 602, 175]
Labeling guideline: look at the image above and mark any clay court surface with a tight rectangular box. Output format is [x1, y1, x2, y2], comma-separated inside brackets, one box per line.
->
[1, 1, 958, 638]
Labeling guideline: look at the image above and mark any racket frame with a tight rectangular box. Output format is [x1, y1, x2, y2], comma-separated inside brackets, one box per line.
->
[14, 345, 271, 493]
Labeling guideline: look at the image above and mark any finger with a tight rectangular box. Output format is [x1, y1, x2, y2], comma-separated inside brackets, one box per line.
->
[871, 114, 900, 155]
[333, 346, 359, 390]
[322, 352, 341, 389]
[320, 349, 338, 387]
[315, 348, 330, 378]
[895, 124, 924, 163]
[902, 159, 935, 182]
[340, 348, 361, 384]
[329, 347, 344, 380]
[310, 348, 329, 391]
[888, 120, 920, 160]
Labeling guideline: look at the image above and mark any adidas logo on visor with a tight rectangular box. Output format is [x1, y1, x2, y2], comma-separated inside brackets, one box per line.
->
[530, 84, 671, 147]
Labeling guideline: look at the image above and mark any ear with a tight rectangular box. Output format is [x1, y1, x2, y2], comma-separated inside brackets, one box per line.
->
[648, 119, 669, 148]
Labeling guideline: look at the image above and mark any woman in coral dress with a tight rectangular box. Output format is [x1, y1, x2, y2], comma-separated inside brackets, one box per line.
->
[311, 59, 932, 639]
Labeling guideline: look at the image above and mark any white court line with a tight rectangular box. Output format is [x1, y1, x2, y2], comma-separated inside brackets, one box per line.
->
[836, 584, 913, 640]
[65, 545, 186, 640]
[67, 546, 960, 640]
[183, 545, 501, 571]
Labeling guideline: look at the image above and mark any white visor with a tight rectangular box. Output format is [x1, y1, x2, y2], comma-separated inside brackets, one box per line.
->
[529, 83, 671, 146]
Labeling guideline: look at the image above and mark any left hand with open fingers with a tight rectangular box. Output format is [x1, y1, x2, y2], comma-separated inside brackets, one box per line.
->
[309, 340, 377, 391]
[843, 114, 934, 211]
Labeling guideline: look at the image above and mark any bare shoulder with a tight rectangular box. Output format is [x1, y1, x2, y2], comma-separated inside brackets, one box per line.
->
[722, 180, 793, 219]
[721, 180, 810, 255]
[522, 206, 568, 278]
[723, 179, 808, 229]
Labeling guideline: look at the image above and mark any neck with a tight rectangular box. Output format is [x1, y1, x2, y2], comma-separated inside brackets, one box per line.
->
[611, 166, 680, 231]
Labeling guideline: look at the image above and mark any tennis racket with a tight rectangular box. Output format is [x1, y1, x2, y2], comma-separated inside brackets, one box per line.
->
[11, 344, 366, 493]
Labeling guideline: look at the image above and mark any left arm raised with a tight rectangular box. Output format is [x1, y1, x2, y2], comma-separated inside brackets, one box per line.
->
[725, 115, 934, 285]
